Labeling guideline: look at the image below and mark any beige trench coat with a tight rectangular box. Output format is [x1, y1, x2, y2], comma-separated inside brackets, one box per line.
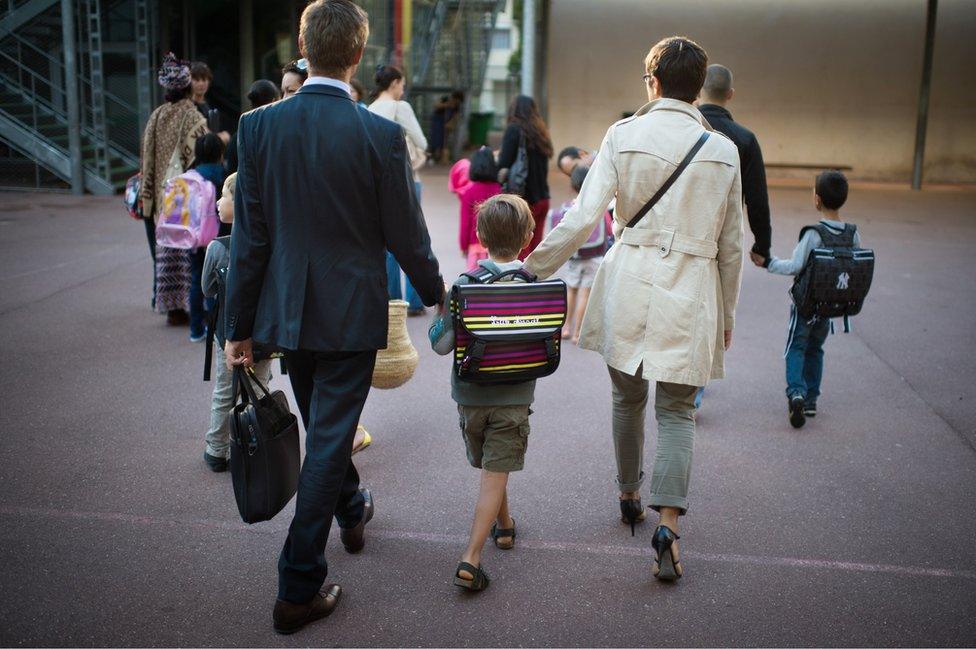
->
[524, 99, 743, 387]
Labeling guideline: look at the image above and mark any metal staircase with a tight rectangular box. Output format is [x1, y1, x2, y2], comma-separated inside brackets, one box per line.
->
[0, 0, 143, 193]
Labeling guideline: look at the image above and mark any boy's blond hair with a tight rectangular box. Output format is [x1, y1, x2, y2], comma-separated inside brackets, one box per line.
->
[476, 194, 534, 259]
[221, 172, 237, 199]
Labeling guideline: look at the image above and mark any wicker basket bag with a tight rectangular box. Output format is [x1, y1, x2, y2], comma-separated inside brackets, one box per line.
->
[371, 300, 419, 389]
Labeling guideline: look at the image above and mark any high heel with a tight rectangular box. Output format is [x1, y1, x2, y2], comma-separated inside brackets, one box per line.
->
[651, 525, 682, 581]
[619, 497, 646, 536]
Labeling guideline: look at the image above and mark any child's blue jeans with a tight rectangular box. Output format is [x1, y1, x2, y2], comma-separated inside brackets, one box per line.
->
[785, 306, 830, 403]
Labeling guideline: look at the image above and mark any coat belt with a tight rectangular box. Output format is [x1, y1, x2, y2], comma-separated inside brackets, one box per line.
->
[619, 228, 718, 259]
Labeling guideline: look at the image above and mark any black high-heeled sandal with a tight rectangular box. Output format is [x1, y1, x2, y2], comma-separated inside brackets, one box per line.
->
[651, 525, 682, 581]
[619, 497, 647, 536]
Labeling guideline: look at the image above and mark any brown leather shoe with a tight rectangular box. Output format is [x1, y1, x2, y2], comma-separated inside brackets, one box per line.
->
[273, 584, 341, 635]
[339, 488, 373, 554]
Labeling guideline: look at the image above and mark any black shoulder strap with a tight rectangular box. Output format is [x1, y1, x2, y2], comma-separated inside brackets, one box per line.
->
[627, 131, 710, 229]
[809, 222, 855, 248]
[462, 267, 495, 284]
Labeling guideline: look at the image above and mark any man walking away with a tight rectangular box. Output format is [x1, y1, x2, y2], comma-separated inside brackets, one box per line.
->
[223, 0, 445, 634]
[698, 64, 771, 263]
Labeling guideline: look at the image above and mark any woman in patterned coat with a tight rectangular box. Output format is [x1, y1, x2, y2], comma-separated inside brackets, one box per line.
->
[139, 53, 208, 324]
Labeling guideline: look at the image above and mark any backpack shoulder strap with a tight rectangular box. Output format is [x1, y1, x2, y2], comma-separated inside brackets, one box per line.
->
[461, 267, 495, 284]
[626, 131, 709, 229]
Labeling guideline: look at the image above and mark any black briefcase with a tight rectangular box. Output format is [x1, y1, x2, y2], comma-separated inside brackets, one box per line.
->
[229, 367, 301, 524]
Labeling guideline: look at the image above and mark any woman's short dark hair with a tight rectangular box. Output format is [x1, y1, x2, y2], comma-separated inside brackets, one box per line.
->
[349, 78, 366, 100]
[247, 79, 281, 108]
[164, 85, 191, 103]
[507, 95, 553, 158]
[468, 147, 498, 183]
[193, 133, 225, 165]
[373, 65, 403, 99]
[815, 170, 849, 210]
[190, 61, 213, 82]
[282, 60, 309, 82]
[645, 36, 708, 103]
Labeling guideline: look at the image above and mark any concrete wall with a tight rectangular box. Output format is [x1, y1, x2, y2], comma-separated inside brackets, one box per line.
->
[544, 0, 976, 184]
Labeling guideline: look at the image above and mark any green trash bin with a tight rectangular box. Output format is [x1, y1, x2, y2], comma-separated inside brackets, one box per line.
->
[468, 111, 494, 147]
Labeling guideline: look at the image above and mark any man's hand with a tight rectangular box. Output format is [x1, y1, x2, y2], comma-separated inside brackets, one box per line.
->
[435, 281, 450, 316]
[225, 338, 254, 369]
[724, 330, 733, 350]
[749, 251, 766, 267]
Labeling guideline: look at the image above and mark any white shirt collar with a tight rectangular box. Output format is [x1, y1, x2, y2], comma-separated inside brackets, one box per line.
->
[303, 76, 351, 96]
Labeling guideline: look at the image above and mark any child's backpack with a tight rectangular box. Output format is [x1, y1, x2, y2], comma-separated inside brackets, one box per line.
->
[155, 169, 218, 249]
[123, 173, 141, 220]
[451, 267, 567, 384]
[548, 202, 610, 259]
[790, 223, 874, 320]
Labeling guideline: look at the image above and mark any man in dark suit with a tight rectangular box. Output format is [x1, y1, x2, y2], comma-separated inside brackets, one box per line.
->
[697, 64, 773, 265]
[223, 0, 444, 634]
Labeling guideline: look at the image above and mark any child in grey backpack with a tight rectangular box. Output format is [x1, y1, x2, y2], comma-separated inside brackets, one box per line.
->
[201, 173, 272, 472]
[429, 194, 537, 593]
[755, 170, 862, 429]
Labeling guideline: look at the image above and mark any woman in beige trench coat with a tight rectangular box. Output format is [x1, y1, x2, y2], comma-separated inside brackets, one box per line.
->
[524, 36, 743, 581]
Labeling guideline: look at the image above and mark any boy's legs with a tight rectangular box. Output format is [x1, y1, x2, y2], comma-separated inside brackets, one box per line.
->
[563, 286, 578, 338]
[459, 469, 510, 575]
[785, 306, 812, 399]
[802, 318, 831, 405]
[206, 348, 272, 459]
[608, 365, 648, 495]
[573, 286, 591, 342]
[188, 248, 207, 339]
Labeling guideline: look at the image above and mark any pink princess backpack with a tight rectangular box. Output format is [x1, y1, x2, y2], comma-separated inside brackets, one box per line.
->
[155, 169, 218, 249]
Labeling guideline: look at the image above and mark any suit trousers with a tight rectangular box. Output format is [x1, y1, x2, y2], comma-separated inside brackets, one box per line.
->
[277, 349, 377, 603]
[608, 365, 697, 515]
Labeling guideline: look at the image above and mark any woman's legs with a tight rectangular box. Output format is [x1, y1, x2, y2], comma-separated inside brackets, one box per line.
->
[385, 250, 403, 300]
[608, 365, 648, 496]
[405, 180, 426, 312]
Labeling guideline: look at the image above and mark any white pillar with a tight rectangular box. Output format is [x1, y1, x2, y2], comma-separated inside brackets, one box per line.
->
[520, 0, 535, 97]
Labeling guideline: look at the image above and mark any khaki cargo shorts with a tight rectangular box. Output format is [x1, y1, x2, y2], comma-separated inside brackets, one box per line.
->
[457, 404, 531, 473]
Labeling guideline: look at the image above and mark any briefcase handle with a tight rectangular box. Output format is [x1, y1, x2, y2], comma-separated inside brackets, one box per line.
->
[233, 366, 273, 406]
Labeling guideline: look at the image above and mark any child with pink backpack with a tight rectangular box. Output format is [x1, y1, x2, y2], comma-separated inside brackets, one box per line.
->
[156, 133, 224, 341]
[457, 147, 501, 271]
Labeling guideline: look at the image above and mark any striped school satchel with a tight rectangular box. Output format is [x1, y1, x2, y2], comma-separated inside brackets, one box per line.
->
[452, 267, 567, 384]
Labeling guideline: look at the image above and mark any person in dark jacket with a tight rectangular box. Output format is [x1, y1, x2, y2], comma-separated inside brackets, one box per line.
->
[223, 0, 445, 634]
[224, 79, 281, 175]
[497, 94, 553, 259]
[698, 64, 772, 261]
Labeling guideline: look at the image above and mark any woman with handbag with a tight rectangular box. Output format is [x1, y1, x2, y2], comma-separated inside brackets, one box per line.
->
[139, 53, 209, 326]
[497, 95, 553, 259]
[368, 65, 429, 315]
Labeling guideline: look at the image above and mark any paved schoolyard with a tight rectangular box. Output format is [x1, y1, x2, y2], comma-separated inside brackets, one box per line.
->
[0, 171, 974, 646]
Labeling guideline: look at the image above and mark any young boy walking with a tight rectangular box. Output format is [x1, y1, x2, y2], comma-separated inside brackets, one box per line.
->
[429, 194, 537, 592]
[759, 170, 863, 428]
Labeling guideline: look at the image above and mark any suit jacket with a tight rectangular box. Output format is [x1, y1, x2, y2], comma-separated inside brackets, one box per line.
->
[225, 83, 443, 351]
[698, 103, 771, 257]
[524, 99, 743, 387]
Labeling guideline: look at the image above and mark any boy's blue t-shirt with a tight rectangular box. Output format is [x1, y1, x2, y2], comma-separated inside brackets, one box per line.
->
[429, 259, 537, 407]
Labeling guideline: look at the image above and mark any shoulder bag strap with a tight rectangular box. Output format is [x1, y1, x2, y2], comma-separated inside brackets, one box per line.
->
[626, 131, 710, 229]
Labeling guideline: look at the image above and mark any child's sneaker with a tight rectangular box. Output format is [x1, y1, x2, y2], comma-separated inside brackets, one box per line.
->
[803, 401, 817, 418]
[788, 395, 806, 429]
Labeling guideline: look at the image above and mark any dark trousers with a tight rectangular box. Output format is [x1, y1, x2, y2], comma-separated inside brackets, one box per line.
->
[277, 348, 376, 603]
[189, 248, 206, 338]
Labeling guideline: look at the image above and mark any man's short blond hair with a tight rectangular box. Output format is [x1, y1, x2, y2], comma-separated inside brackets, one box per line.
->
[300, 0, 369, 78]
[476, 194, 535, 259]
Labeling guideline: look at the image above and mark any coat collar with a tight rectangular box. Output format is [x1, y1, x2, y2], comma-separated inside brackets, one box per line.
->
[698, 103, 733, 121]
[295, 84, 354, 101]
[632, 98, 713, 131]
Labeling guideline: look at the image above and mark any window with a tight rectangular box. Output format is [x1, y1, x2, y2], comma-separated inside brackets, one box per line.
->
[491, 28, 511, 51]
